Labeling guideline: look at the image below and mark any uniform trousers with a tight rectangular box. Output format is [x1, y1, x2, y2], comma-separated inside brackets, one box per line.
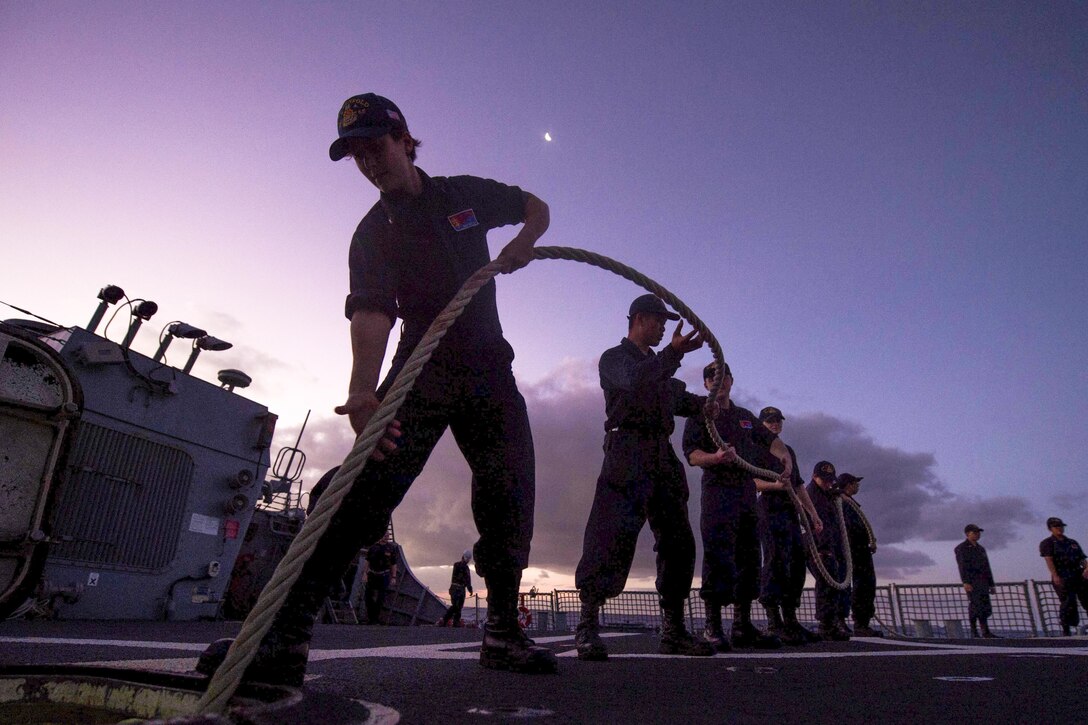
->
[810, 550, 849, 624]
[442, 584, 468, 625]
[269, 357, 535, 640]
[700, 482, 760, 607]
[575, 432, 695, 607]
[1054, 575, 1088, 628]
[757, 501, 807, 610]
[850, 549, 876, 625]
[965, 581, 993, 620]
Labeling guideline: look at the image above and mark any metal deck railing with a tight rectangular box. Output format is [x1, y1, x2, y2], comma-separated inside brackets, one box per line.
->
[440, 580, 1087, 638]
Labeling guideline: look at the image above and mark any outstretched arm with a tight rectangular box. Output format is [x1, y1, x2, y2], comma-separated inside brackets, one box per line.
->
[335, 309, 401, 455]
[796, 485, 823, 535]
[1044, 556, 1060, 586]
[496, 192, 549, 273]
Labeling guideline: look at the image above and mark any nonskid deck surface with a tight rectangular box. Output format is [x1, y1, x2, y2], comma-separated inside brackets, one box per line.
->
[1, 621, 1085, 723]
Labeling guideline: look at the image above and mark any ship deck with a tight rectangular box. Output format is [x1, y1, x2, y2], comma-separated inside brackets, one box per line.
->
[1, 620, 1085, 723]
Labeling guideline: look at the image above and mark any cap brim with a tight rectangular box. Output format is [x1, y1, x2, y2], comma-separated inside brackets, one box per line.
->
[328, 127, 394, 161]
[664, 311, 681, 321]
[761, 414, 784, 422]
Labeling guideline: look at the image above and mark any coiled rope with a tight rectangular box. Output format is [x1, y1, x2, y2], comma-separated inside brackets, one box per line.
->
[842, 494, 877, 551]
[195, 246, 824, 713]
[784, 484, 854, 591]
[839, 493, 905, 637]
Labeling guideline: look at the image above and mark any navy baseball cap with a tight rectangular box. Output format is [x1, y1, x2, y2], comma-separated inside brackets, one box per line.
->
[628, 294, 680, 321]
[759, 406, 784, 422]
[813, 461, 836, 480]
[836, 473, 863, 486]
[964, 523, 983, 534]
[329, 93, 409, 161]
[1047, 517, 1067, 528]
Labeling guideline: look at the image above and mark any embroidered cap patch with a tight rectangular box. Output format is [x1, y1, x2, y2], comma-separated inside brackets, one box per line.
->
[448, 209, 479, 231]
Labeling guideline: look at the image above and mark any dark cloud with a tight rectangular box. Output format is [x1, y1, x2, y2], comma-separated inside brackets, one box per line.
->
[868, 545, 936, 580]
[1049, 491, 1080, 519]
[767, 409, 1037, 551]
[267, 360, 1037, 586]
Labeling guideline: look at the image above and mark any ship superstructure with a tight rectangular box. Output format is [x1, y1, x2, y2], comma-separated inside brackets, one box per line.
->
[1, 286, 275, 621]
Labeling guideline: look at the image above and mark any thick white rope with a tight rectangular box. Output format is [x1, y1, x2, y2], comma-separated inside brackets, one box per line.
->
[195, 246, 812, 712]
[785, 485, 853, 591]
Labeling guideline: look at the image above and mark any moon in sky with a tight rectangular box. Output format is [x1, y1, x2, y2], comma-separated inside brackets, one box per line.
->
[544, 132, 552, 142]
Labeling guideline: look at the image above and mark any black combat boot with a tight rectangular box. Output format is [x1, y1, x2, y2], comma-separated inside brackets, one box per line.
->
[731, 600, 782, 649]
[196, 606, 314, 687]
[575, 599, 608, 661]
[782, 605, 821, 642]
[660, 602, 714, 656]
[853, 618, 883, 638]
[479, 575, 558, 674]
[766, 604, 804, 646]
[701, 602, 732, 653]
[979, 618, 999, 639]
[969, 617, 980, 638]
[818, 618, 849, 642]
[1061, 624, 1071, 636]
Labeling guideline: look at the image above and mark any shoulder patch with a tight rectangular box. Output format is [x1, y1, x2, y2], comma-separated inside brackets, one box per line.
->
[740, 420, 753, 429]
[448, 208, 479, 231]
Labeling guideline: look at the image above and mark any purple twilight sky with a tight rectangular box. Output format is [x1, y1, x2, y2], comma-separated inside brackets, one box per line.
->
[2, 2, 1086, 594]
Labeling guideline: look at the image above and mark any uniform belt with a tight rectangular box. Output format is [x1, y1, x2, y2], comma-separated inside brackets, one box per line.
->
[606, 427, 668, 437]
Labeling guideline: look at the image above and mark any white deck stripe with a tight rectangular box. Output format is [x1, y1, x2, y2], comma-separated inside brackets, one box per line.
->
[3, 634, 1085, 666]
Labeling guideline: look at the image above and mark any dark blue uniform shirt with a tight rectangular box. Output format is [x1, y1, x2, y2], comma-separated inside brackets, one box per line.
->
[597, 339, 702, 435]
[450, 560, 472, 590]
[682, 402, 778, 487]
[1039, 536, 1087, 579]
[345, 169, 526, 368]
[759, 443, 804, 510]
[806, 481, 843, 558]
[955, 540, 995, 586]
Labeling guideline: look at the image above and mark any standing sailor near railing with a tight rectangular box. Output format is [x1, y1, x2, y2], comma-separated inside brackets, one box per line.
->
[683, 363, 789, 652]
[839, 474, 882, 637]
[954, 523, 998, 638]
[806, 461, 851, 641]
[574, 295, 711, 661]
[1039, 517, 1088, 637]
[754, 406, 823, 645]
[438, 550, 474, 627]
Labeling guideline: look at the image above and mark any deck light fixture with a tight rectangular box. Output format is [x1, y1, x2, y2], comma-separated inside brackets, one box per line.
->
[152, 322, 208, 362]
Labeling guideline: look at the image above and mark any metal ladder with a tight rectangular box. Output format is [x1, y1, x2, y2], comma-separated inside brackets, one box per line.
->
[323, 598, 359, 624]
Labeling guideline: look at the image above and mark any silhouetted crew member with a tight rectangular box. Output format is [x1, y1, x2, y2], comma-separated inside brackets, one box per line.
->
[574, 294, 711, 661]
[806, 461, 850, 640]
[754, 406, 823, 645]
[1039, 517, 1088, 636]
[954, 524, 996, 638]
[363, 535, 399, 624]
[198, 92, 554, 685]
[439, 550, 475, 627]
[683, 363, 790, 651]
[839, 473, 881, 637]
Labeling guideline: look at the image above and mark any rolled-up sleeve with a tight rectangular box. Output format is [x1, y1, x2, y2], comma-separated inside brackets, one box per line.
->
[682, 414, 709, 460]
[344, 216, 398, 322]
[451, 175, 525, 229]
